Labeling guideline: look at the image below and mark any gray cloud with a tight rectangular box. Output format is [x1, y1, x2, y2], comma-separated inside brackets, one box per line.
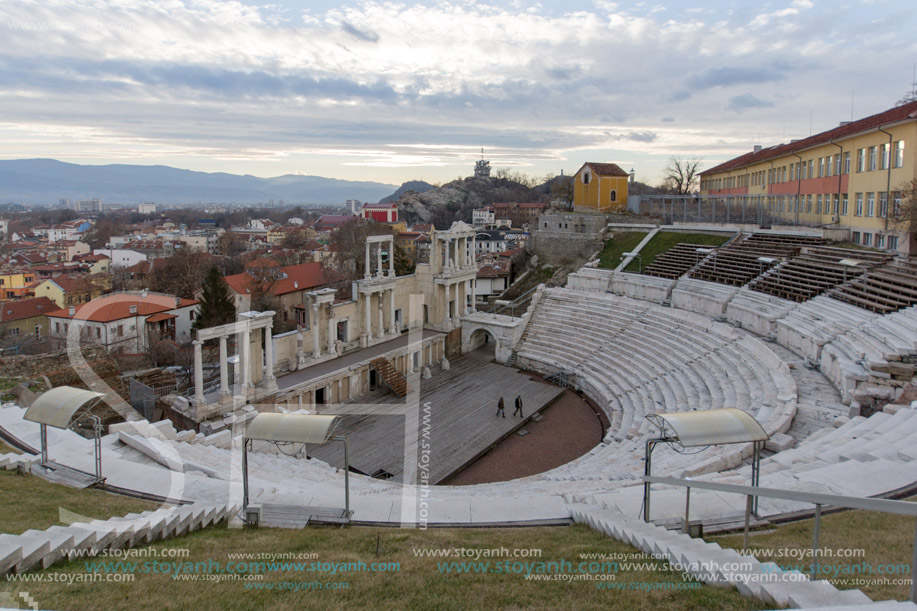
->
[340, 21, 379, 43]
[726, 94, 774, 113]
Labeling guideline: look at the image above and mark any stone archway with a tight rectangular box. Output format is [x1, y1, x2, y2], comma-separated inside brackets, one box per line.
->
[460, 313, 525, 364]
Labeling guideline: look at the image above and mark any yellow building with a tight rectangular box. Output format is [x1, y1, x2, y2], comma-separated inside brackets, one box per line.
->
[0, 296, 55, 340]
[700, 100, 917, 253]
[33, 277, 106, 309]
[573, 162, 631, 213]
[0, 271, 37, 300]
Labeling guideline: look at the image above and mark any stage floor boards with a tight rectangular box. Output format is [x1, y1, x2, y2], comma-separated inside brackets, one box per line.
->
[307, 347, 565, 484]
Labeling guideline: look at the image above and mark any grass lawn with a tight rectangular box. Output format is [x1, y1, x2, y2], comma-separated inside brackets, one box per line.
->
[597, 232, 647, 269]
[0, 470, 158, 535]
[7, 523, 769, 611]
[0, 439, 21, 455]
[621, 232, 731, 272]
[710, 497, 917, 602]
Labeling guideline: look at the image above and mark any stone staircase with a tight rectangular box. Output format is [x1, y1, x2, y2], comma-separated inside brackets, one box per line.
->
[568, 502, 916, 610]
[370, 357, 407, 397]
[0, 501, 239, 574]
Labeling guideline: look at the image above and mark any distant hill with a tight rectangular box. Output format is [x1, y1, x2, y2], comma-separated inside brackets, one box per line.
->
[0, 159, 399, 206]
[379, 180, 435, 204]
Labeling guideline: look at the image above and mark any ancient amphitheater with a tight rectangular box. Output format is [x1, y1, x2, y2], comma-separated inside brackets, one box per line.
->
[3, 231, 917, 609]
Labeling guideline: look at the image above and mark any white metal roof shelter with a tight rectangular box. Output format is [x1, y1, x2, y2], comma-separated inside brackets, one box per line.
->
[23, 386, 106, 483]
[242, 413, 351, 524]
[642, 408, 769, 523]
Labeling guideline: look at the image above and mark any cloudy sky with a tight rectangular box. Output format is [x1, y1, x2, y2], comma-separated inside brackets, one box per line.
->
[1, 0, 915, 187]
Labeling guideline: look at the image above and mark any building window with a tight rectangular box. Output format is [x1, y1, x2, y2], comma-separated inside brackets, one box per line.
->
[893, 192, 902, 216]
[876, 234, 885, 249]
[880, 144, 889, 170]
[818, 157, 824, 177]
[806, 195, 812, 214]
[582, 171, 591, 185]
[843, 152, 850, 174]
[854, 193, 863, 216]
[866, 192, 875, 217]
[856, 149, 865, 172]
[894, 140, 905, 167]
[863, 233, 872, 246]
[816, 194, 822, 215]
[852, 231, 861, 244]
[833, 194, 840, 215]
[879, 192, 888, 218]
[868, 146, 877, 171]
[841, 194, 848, 216]
[610, 190, 616, 202]
[808, 159, 814, 178]
[888, 235, 898, 250]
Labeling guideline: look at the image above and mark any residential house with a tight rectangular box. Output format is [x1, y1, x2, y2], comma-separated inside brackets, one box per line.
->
[47, 293, 199, 353]
[0, 296, 56, 340]
[224, 261, 328, 327]
[34, 276, 107, 308]
[0, 270, 37, 300]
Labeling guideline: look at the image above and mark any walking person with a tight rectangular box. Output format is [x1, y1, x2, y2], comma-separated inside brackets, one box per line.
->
[513, 395, 523, 417]
[496, 397, 505, 418]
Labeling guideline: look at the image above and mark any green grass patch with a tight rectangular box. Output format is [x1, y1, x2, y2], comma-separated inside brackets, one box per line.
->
[710, 497, 917, 602]
[622, 232, 731, 272]
[0, 470, 158, 535]
[597, 232, 648, 269]
[0, 376, 44, 402]
[0, 439, 21, 455]
[9, 523, 768, 611]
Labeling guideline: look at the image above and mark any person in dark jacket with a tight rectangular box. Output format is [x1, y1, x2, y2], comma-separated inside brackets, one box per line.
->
[496, 397, 506, 418]
[513, 395, 523, 417]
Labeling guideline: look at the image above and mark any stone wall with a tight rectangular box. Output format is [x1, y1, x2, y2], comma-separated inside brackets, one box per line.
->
[531, 213, 607, 266]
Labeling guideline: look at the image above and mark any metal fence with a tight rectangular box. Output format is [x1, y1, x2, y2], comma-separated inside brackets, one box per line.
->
[634, 195, 834, 228]
[128, 377, 156, 420]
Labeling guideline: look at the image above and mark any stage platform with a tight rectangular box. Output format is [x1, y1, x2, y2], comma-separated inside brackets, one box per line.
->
[308, 347, 565, 484]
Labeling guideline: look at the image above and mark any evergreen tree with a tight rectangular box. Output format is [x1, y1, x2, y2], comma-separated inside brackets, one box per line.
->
[194, 266, 236, 330]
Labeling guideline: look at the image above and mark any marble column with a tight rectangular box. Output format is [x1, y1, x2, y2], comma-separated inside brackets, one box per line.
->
[470, 277, 476, 313]
[362, 292, 371, 346]
[376, 243, 383, 276]
[377, 292, 384, 338]
[264, 325, 275, 382]
[219, 336, 230, 398]
[389, 288, 397, 335]
[364, 242, 371, 279]
[193, 339, 205, 405]
[312, 303, 321, 358]
[387, 237, 395, 277]
[443, 282, 451, 327]
[326, 306, 335, 354]
[242, 328, 252, 389]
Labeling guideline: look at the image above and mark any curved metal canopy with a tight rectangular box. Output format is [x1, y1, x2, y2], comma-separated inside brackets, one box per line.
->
[647, 408, 768, 447]
[23, 386, 106, 429]
[245, 413, 341, 445]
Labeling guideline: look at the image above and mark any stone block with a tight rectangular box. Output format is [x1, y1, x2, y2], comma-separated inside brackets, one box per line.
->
[765, 432, 795, 452]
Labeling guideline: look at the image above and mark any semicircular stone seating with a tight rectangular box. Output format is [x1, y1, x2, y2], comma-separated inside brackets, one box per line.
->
[0, 273, 915, 531]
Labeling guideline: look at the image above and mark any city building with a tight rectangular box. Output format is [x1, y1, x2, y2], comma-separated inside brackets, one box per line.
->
[700, 100, 917, 253]
[46, 292, 199, 353]
[362, 202, 399, 223]
[572, 162, 630, 212]
[0, 296, 56, 340]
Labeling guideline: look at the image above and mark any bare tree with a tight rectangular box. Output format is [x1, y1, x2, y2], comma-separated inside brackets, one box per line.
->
[661, 157, 702, 195]
[890, 178, 917, 240]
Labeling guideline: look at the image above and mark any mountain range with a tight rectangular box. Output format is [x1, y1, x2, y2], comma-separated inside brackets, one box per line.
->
[0, 159, 399, 206]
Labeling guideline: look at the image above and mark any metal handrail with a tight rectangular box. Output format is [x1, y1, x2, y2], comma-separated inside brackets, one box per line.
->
[644, 474, 917, 602]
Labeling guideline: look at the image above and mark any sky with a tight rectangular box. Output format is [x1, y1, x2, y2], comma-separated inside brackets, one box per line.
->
[1, 0, 915, 188]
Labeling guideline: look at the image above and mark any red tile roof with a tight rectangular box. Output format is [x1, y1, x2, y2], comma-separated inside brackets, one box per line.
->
[363, 202, 397, 209]
[703, 100, 917, 175]
[581, 162, 629, 177]
[47, 293, 197, 323]
[225, 262, 327, 297]
[476, 263, 509, 278]
[0, 297, 57, 322]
